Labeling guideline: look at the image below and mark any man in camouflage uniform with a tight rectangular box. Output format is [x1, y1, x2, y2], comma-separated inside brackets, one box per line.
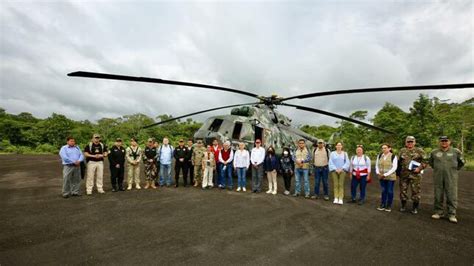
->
[191, 140, 206, 187]
[429, 136, 465, 224]
[143, 138, 158, 189]
[398, 136, 427, 214]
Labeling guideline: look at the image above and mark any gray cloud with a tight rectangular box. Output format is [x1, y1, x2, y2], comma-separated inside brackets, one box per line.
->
[1, 1, 473, 128]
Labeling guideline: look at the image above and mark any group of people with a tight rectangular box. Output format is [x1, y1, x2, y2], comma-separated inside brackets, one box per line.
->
[59, 134, 465, 223]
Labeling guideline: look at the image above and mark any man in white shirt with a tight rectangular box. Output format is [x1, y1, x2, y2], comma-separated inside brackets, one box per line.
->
[250, 139, 265, 193]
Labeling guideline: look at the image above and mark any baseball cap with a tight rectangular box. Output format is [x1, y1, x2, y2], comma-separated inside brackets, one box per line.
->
[405, 136, 416, 142]
[439, 136, 449, 141]
[317, 139, 325, 144]
[93, 133, 101, 138]
[147, 138, 155, 142]
[116, 138, 122, 142]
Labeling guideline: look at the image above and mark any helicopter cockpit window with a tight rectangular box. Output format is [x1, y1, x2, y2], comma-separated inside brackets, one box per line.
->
[232, 122, 243, 139]
[208, 119, 224, 132]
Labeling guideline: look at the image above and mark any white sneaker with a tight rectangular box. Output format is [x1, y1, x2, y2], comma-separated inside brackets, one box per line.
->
[338, 199, 343, 205]
[272, 190, 277, 195]
[127, 185, 132, 190]
[86, 191, 92, 195]
[136, 184, 141, 190]
[98, 190, 105, 194]
[431, 213, 442, 220]
[266, 190, 272, 194]
[284, 190, 290, 195]
[242, 187, 246, 192]
[236, 187, 241, 192]
[333, 198, 338, 204]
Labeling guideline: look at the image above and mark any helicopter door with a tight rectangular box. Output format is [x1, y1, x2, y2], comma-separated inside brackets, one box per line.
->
[254, 126, 263, 143]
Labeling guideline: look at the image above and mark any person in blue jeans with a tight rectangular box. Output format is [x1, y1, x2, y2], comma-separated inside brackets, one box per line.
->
[218, 141, 234, 189]
[157, 137, 174, 187]
[292, 139, 312, 198]
[233, 142, 250, 192]
[311, 139, 330, 200]
[376, 144, 398, 212]
[349, 145, 371, 205]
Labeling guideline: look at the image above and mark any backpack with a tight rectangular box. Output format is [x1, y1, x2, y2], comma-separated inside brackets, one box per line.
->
[351, 155, 369, 166]
[86, 142, 105, 162]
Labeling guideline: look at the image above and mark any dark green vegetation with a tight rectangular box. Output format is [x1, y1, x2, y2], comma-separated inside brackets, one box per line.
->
[1, 94, 473, 159]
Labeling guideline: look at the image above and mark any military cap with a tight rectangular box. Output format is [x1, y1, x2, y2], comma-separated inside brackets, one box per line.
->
[405, 136, 416, 142]
[196, 140, 203, 144]
[439, 136, 449, 141]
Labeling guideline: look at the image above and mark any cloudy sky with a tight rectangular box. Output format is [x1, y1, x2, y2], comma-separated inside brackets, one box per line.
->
[1, 0, 473, 127]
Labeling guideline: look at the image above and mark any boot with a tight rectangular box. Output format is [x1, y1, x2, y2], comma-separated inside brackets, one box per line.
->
[193, 180, 199, 187]
[151, 182, 157, 189]
[144, 181, 150, 189]
[411, 202, 419, 214]
[127, 183, 132, 190]
[400, 200, 407, 212]
[135, 182, 141, 190]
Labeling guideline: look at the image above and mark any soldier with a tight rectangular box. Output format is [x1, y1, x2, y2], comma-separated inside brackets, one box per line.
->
[108, 138, 126, 192]
[84, 133, 108, 195]
[429, 136, 465, 224]
[143, 138, 158, 189]
[192, 140, 206, 187]
[185, 139, 194, 186]
[59, 136, 84, 198]
[126, 137, 142, 190]
[398, 136, 427, 214]
[174, 139, 189, 187]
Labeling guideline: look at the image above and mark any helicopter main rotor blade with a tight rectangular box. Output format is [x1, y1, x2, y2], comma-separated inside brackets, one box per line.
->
[142, 102, 259, 129]
[281, 83, 474, 101]
[68, 71, 260, 99]
[281, 103, 394, 134]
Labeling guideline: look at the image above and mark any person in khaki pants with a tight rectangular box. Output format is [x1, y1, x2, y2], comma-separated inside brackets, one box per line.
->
[126, 137, 142, 190]
[84, 133, 108, 195]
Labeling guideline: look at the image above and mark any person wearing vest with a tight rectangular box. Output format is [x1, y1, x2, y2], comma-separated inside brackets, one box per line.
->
[292, 139, 312, 198]
[59, 136, 84, 198]
[211, 139, 222, 187]
[429, 136, 465, 224]
[84, 133, 108, 195]
[250, 139, 265, 193]
[185, 139, 194, 187]
[202, 145, 216, 189]
[192, 140, 206, 187]
[312, 139, 330, 200]
[174, 139, 189, 187]
[349, 145, 371, 205]
[279, 147, 294, 195]
[126, 137, 142, 190]
[233, 142, 250, 192]
[264, 146, 280, 195]
[108, 138, 126, 192]
[143, 138, 158, 189]
[376, 143, 398, 212]
[158, 137, 174, 187]
[328, 142, 350, 205]
[218, 141, 234, 189]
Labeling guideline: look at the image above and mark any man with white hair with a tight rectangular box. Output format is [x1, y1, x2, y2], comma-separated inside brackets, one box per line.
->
[218, 140, 234, 189]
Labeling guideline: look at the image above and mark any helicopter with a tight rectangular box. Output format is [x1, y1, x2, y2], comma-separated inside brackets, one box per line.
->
[67, 71, 474, 152]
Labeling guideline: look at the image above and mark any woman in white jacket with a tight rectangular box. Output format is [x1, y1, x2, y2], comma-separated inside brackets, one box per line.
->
[233, 142, 250, 192]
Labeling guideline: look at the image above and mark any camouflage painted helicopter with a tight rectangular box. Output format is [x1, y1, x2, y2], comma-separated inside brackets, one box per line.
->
[68, 71, 473, 152]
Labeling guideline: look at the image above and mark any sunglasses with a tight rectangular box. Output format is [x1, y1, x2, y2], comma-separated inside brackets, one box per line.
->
[357, 144, 363, 148]
[406, 141, 414, 143]
[440, 140, 449, 142]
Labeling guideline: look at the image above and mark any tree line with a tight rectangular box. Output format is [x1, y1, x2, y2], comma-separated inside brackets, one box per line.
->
[0, 94, 473, 159]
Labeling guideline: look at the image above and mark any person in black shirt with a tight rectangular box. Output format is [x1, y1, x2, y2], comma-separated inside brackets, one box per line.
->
[143, 138, 158, 189]
[174, 139, 189, 187]
[186, 139, 194, 186]
[108, 138, 126, 192]
[84, 133, 108, 195]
